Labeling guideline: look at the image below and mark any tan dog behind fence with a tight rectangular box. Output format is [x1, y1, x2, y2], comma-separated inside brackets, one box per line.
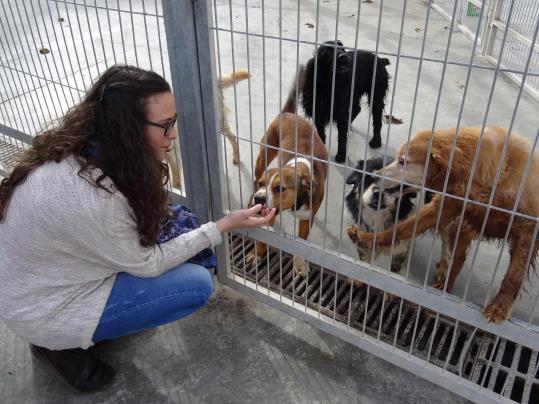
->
[166, 69, 250, 189]
[246, 66, 328, 277]
[349, 126, 539, 323]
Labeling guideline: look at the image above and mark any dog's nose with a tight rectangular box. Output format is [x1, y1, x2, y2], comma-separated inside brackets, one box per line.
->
[254, 195, 266, 205]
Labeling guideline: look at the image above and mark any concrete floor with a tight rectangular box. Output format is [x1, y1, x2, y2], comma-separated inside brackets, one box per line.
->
[1, 283, 469, 404]
[215, 0, 539, 325]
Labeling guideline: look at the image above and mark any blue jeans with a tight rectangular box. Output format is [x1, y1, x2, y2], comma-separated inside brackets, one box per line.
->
[92, 262, 214, 343]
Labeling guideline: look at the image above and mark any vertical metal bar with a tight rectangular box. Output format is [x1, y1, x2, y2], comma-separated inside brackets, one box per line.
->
[23, 0, 66, 117]
[211, 0, 232, 212]
[35, 0, 76, 106]
[70, 0, 94, 81]
[478, 16, 539, 309]
[51, 0, 85, 98]
[105, 0, 118, 65]
[227, 0, 244, 210]
[11, 0, 57, 122]
[243, 0, 254, 210]
[116, 0, 128, 63]
[162, 0, 218, 225]
[82, 0, 101, 75]
[128, 0, 139, 66]
[407, 305, 422, 357]
[420, 0, 488, 295]
[321, 0, 341, 251]
[154, 0, 165, 77]
[93, 0, 109, 69]
[337, 0, 363, 257]
[375, 0, 410, 274]
[0, 47, 32, 134]
[481, 0, 503, 57]
[0, 4, 40, 134]
[142, 0, 153, 71]
[459, 3, 531, 304]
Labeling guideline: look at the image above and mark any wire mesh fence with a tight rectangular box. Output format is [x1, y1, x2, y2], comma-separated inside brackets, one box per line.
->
[209, 0, 539, 402]
[0, 0, 183, 191]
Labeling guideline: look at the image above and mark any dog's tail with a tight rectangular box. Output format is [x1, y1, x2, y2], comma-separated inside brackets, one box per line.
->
[218, 69, 250, 89]
[281, 64, 306, 114]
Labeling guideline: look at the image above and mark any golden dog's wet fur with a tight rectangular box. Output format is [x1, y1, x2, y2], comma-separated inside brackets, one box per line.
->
[348, 126, 539, 323]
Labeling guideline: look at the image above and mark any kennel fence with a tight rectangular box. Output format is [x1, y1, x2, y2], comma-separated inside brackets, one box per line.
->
[0, 0, 539, 403]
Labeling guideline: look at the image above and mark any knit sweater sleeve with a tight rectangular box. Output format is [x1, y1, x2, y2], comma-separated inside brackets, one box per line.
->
[99, 193, 222, 278]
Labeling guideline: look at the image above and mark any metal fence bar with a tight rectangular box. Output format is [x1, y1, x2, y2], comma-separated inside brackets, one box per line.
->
[210, 27, 539, 77]
[236, 225, 539, 351]
[0, 2, 45, 134]
[21, 1, 63, 119]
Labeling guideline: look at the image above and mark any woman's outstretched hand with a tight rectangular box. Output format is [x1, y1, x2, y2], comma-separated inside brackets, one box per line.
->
[216, 204, 276, 234]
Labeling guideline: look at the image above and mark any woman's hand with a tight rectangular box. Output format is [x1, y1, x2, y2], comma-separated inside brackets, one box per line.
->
[216, 204, 276, 234]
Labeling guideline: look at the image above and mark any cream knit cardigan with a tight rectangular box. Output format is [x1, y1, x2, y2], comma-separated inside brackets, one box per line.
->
[0, 156, 222, 349]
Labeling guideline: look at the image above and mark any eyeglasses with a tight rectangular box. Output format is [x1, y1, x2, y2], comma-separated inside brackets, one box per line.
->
[144, 113, 177, 137]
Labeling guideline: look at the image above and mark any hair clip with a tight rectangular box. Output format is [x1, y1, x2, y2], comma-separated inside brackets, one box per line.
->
[98, 84, 107, 102]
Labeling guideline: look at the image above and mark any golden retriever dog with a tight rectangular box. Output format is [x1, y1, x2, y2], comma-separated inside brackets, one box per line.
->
[246, 66, 328, 276]
[167, 69, 250, 188]
[348, 126, 539, 323]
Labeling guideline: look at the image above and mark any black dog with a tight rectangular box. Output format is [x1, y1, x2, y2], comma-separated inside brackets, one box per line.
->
[345, 157, 431, 272]
[301, 40, 390, 163]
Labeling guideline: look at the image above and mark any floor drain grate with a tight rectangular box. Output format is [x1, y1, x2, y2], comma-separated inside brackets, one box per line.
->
[228, 234, 539, 403]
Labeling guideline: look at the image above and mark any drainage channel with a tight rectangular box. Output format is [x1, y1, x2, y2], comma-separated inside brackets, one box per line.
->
[228, 234, 539, 403]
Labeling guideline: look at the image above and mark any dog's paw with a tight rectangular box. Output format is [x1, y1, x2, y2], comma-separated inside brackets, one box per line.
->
[293, 256, 310, 277]
[432, 280, 447, 291]
[334, 153, 346, 164]
[384, 291, 398, 304]
[347, 277, 364, 289]
[483, 294, 512, 324]
[358, 232, 374, 250]
[369, 137, 382, 148]
[232, 155, 239, 165]
[347, 226, 359, 243]
[244, 250, 261, 268]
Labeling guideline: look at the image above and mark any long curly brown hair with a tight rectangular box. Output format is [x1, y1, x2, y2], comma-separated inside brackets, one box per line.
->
[0, 64, 172, 247]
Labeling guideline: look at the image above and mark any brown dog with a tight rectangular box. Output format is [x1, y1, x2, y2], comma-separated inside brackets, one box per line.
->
[348, 126, 539, 323]
[246, 67, 328, 276]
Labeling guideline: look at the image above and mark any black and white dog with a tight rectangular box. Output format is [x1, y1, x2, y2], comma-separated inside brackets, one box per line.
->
[301, 40, 391, 163]
[345, 157, 431, 272]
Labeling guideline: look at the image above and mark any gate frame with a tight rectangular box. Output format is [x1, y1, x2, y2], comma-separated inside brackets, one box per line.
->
[161, 1, 537, 403]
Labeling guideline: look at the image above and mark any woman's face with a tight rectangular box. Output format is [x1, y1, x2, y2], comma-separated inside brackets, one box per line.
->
[143, 91, 177, 161]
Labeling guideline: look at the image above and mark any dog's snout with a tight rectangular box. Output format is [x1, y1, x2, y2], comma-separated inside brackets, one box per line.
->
[254, 195, 266, 205]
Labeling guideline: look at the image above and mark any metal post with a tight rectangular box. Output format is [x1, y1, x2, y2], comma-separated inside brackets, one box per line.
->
[161, 0, 222, 224]
[481, 0, 503, 57]
[161, 0, 227, 279]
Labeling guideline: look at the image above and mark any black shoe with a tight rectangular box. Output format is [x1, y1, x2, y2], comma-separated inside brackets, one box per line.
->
[30, 344, 114, 392]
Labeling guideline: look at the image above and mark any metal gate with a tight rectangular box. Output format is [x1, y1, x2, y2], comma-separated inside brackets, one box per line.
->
[1, 1, 539, 403]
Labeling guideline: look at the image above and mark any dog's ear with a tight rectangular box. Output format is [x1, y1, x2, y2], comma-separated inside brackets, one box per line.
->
[430, 145, 465, 179]
[346, 160, 368, 185]
[346, 170, 362, 185]
[430, 152, 447, 170]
